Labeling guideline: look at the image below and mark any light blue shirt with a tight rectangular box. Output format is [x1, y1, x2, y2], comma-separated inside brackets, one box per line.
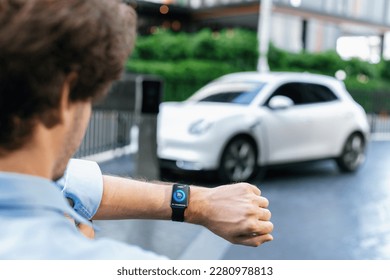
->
[0, 160, 167, 260]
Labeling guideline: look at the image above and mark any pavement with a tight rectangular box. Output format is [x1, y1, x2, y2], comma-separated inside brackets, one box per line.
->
[95, 139, 390, 260]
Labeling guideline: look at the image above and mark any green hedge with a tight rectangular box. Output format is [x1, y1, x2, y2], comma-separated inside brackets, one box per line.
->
[268, 43, 382, 79]
[268, 44, 344, 76]
[127, 28, 390, 111]
[128, 28, 259, 101]
[132, 28, 258, 69]
[133, 30, 191, 61]
[127, 59, 245, 101]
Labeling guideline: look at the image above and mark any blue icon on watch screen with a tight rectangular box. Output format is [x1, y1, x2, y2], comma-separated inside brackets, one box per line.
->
[173, 190, 186, 202]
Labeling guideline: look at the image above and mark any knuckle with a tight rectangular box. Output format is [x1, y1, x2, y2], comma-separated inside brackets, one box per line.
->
[262, 197, 269, 207]
[247, 221, 259, 233]
[264, 208, 272, 220]
[245, 204, 257, 215]
[242, 182, 261, 195]
[256, 196, 269, 207]
[266, 222, 274, 233]
[259, 221, 274, 234]
[259, 208, 271, 220]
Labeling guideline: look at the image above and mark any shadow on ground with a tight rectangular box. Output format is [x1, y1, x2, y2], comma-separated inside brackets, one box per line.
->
[160, 159, 340, 187]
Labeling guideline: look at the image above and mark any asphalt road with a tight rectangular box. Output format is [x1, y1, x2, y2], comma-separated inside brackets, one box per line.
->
[96, 139, 390, 260]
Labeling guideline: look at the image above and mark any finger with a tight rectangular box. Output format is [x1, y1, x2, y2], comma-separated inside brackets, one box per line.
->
[252, 195, 269, 208]
[234, 233, 274, 247]
[257, 207, 272, 221]
[259, 196, 269, 208]
[249, 184, 261, 196]
[78, 223, 95, 239]
[238, 183, 261, 196]
[251, 220, 274, 235]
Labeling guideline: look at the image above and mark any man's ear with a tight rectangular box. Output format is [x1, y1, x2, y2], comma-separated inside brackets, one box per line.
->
[59, 72, 79, 124]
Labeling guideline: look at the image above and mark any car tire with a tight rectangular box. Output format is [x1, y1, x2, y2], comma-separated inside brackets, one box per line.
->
[218, 136, 258, 182]
[336, 132, 366, 173]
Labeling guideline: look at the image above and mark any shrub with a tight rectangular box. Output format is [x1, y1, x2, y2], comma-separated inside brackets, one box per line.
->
[343, 58, 381, 80]
[127, 59, 241, 101]
[132, 29, 191, 61]
[379, 59, 390, 80]
[132, 28, 258, 70]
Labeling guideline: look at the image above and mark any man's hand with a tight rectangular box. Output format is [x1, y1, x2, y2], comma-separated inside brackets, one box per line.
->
[65, 215, 95, 239]
[187, 183, 273, 247]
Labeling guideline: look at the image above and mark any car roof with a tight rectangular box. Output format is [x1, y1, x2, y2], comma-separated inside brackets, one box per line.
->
[187, 71, 349, 103]
[214, 71, 343, 87]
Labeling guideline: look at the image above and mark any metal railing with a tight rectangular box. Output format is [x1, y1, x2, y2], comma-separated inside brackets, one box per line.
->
[73, 74, 163, 160]
[368, 114, 390, 135]
[74, 110, 135, 158]
[350, 90, 390, 136]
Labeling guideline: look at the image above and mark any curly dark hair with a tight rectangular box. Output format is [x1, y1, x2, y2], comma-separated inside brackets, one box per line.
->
[0, 0, 136, 153]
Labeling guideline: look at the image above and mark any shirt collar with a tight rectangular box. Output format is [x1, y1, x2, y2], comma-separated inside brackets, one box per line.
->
[0, 172, 92, 227]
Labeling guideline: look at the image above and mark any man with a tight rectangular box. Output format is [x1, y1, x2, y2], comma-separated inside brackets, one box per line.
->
[0, 0, 273, 259]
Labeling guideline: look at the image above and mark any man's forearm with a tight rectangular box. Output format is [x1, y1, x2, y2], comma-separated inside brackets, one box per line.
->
[93, 175, 172, 220]
[93, 175, 274, 247]
[93, 175, 208, 225]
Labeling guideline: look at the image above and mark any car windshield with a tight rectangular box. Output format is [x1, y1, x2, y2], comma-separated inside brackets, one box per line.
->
[189, 82, 266, 105]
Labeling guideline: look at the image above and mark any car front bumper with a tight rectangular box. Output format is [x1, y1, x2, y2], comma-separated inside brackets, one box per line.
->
[158, 137, 221, 171]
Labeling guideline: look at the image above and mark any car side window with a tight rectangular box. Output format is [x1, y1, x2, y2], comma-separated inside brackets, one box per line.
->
[199, 91, 244, 103]
[266, 82, 339, 106]
[266, 82, 303, 105]
[301, 83, 338, 104]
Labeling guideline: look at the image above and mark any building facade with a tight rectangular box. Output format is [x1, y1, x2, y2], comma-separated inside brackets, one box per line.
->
[138, 0, 390, 61]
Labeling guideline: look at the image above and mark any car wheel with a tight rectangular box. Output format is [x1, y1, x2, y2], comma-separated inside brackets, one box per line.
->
[219, 136, 258, 182]
[336, 133, 366, 172]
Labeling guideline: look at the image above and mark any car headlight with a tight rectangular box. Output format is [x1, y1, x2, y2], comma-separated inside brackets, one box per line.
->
[188, 119, 213, 135]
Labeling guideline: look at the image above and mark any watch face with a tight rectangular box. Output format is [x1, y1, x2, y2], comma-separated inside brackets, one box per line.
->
[171, 184, 189, 208]
[173, 189, 186, 203]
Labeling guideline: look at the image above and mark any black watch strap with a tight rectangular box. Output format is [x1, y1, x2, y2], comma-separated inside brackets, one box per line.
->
[171, 207, 186, 222]
[170, 184, 190, 222]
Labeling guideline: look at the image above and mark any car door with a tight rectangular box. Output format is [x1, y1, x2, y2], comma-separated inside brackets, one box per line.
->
[262, 81, 344, 164]
[297, 82, 345, 158]
[261, 82, 317, 164]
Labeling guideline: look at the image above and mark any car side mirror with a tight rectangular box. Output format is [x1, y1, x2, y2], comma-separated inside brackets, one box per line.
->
[268, 95, 294, 110]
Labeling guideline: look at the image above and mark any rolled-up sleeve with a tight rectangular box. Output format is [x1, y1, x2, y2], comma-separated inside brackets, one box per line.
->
[56, 159, 103, 220]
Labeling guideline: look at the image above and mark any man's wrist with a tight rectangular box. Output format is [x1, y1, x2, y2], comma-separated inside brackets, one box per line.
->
[182, 186, 209, 225]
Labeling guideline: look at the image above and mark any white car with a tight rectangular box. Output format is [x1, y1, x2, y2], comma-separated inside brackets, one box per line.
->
[157, 72, 370, 182]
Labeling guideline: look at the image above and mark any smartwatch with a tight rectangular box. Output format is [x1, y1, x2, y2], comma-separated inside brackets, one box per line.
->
[170, 184, 190, 222]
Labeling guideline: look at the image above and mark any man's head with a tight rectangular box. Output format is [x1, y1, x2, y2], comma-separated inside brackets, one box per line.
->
[0, 0, 136, 178]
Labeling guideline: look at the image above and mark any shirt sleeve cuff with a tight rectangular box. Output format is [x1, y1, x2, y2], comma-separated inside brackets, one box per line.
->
[56, 159, 103, 220]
